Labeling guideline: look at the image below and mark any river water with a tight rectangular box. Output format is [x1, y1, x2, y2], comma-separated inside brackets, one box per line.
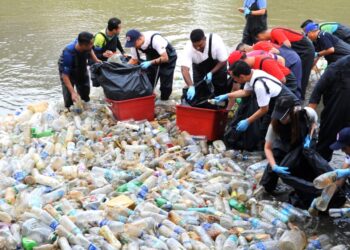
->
[0, 0, 350, 245]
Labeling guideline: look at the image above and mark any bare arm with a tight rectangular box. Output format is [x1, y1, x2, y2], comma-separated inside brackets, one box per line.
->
[62, 74, 78, 102]
[181, 66, 193, 87]
[211, 61, 227, 74]
[317, 47, 335, 57]
[152, 51, 169, 64]
[251, 9, 267, 16]
[265, 140, 277, 167]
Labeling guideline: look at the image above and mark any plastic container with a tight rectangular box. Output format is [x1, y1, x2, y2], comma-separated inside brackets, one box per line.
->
[176, 105, 228, 141]
[106, 94, 155, 121]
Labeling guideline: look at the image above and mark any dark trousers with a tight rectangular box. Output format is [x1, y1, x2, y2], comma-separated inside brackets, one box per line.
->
[60, 75, 90, 108]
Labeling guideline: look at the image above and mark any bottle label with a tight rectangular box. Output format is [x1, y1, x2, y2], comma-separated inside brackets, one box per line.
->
[256, 242, 267, 250]
[99, 219, 109, 227]
[49, 220, 59, 230]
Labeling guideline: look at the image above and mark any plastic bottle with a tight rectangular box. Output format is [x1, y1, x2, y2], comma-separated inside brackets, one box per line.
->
[74, 234, 98, 250]
[55, 225, 77, 245]
[99, 219, 124, 234]
[278, 228, 307, 250]
[58, 237, 72, 250]
[167, 238, 186, 250]
[249, 240, 279, 250]
[329, 207, 350, 218]
[223, 235, 238, 250]
[306, 234, 331, 250]
[31, 207, 59, 230]
[124, 218, 155, 237]
[228, 198, 247, 213]
[313, 171, 337, 189]
[280, 202, 309, 220]
[32, 169, 60, 188]
[42, 188, 65, 204]
[192, 225, 215, 248]
[59, 215, 82, 235]
[262, 205, 289, 223]
[259, 210, 287, 229]
[315, 183, 337, 211]
[22, 218, 53, 245]
[28, 101, 49, 113]
[208, 99, 226, 107]
[99, 225, 122, 249]
[215, 233, 227, 250]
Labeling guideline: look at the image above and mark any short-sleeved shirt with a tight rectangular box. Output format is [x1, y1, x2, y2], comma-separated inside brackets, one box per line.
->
[271, 28, 304, 45]
[244, 70, 282, 107]
[253, 41, 280, 51]
[130, 31, 168, 60]
[319, 22, 339, 34]
[60, 39, 78, 75]
[244, 0, 267, 9]
[345, 155, 350, 165]
[247, 50, 277, 59]
[265, 107, 318, 142]
[253, 56, 290, 81]
[314, 31, 339, 52]
[181, 33, 228, 68]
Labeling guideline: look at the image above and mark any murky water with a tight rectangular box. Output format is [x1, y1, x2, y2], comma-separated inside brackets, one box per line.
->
[1, 0, 350, 245]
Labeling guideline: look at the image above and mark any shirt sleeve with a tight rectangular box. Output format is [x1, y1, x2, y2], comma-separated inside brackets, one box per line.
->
[309, 65, 337, 104]
[180, 42, 193, 68]
[304, 107, 318, 124]
[254, 81, 271, 107]
[244, 82, 253, 91]
[213, 35, 228, 62]
[271, 29, 289, 45]
[319, 33, 334, 51]
[262, 59, 285, 81]
[116, 37, 125, 54]
[265, 124, 278, 142]
[258, 0, 267, 8]
[94, 33, 106, 49]
[130, 48, 138, 60]
[345, 155, 350, 165]
[152, 35, 168, 56]
[62, 50, 74, 75]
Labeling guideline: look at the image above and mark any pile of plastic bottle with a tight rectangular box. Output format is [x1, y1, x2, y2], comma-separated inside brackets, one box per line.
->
[0, 91, 348, 250]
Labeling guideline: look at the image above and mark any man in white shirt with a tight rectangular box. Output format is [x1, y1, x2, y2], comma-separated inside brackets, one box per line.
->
[214, 60, 299, 132]
[126, 29, 177, 100]
[181, 29, 230, 101]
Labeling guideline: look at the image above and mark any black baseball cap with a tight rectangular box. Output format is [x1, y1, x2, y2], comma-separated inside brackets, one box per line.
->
[271, 96, 295, 120]
[330, 127, 350, 150]
[125, 29, 142, 48]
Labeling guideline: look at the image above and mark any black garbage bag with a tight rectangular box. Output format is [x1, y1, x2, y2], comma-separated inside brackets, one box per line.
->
[261, 146, 348, 209]
[224, 95, 262, 151]
[90, 62, 153, 101]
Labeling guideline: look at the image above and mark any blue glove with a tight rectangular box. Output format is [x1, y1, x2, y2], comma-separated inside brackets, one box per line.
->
[273, 165, 291, 175]
[187, 86, 196, 100]
[314, 52, 320, 58]
[236, 119, 250, 132]
[304, 135, 311, 148]
[335, 169, 350, 179]
[204, 72, 213, 84]
[140, 61, 152, 69]
[214, 94, 228, 103]
[244, 7, 251, 16]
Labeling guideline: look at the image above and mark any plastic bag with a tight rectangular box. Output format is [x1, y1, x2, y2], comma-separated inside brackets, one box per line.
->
[91, 62, 153, 101]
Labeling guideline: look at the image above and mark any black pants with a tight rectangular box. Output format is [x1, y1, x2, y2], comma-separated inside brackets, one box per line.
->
[60, 76, 90, 108]
[285, 73, 299, 97]
[335, 24, 350, 44]
[147, 55, 177, 100]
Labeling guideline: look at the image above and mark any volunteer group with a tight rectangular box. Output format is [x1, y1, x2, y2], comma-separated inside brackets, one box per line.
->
[58, 1, 350, 211]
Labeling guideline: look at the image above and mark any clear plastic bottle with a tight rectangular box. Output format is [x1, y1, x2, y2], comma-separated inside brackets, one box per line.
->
[192, 225, 215, 248]
[124, 218, 155, 237]
[223, 234, 238, 250]
[142, 234, 169, 250]
[167, 238, 186, 250]
[316, 183, 337, 211]
[249, 240, 279, 250]
[306, 234, 331, 250]
[59, 215, 82, 235]
[31, 207, 59, 230]
[259, 210, 287, 229]
[278, 228, 307, 250]
[313, 171, 337, 189]
[42, 188, 65, 204]
[58, 237, 72, 250]
[99, 225, 122, 249]
[99, 219, 124, 234]
[329, 207, 350, 218]
[32, 168, 60, 188]
[22, 218, 53, 245]
[262, 205, 289, 223]
[74, 210, 105, 224]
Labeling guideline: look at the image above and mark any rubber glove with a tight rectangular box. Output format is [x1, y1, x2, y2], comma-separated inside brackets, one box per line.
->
[273, 165, 291, 175]
[204, 72, 213, 84]
[140, 61, 152, 69]
[304, 135, 311, 148]
[214, 94, 228, 103]
[187, 86, 196, 100]
[244, 7, 251, 16]
[236, 119, 250, 132]
[335, 169, 350, 179]
[314, 52, 320, 58]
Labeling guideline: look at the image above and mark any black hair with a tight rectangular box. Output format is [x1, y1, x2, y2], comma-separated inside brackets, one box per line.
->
[229, 60, 251, 77]
[77, 32, 94, 45]
[235, 42, 245, 51]
[108, 17, 121, 31]
[300, 19, 314, 29]
[190, 29, 205, 43]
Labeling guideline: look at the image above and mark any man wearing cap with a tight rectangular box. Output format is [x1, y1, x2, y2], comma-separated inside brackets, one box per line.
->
[256, 27, 315, 100]
[309, 55, 350, 161]
[93, 17, 126, 61]
[301, 20, 350, 44]
[58, 32, 101, 108]
[305, 22, 350, 65]
[181, 29, 230, 101]
[125, 29, 177, 101]
[238, 0, 268, 45]
[214, 61, 299, 137]
[228, 50, 299, 97]
[328, 128, 350, 180]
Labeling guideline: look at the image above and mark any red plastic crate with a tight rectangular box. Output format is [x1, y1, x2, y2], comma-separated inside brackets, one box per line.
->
[106, 94, 155, 121]
[176, 105, 228, 141]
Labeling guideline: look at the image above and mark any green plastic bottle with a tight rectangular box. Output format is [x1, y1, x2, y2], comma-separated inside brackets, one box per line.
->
[22, 237, 38, 250]
[116, 180, 142, 193]
[229, 198, 247, 213]
[155, 197, 169, 207]
[31, 128, 54, 138]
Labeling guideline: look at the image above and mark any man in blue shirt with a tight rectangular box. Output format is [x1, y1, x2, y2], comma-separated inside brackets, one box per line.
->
[238, 0, 267, 45]
[305, 22, 350, 65]
[301, 19, 350, 44]
[58, 32, 100, 108]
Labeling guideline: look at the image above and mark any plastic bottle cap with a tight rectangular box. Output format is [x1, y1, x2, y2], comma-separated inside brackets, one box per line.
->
[22, 237, 38, 250]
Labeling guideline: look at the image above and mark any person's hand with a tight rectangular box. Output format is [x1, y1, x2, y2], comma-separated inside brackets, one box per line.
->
[204, 72, 213, 84]
[103, 50, 114, 58]
[273, 165, 291, 175]
[244, 7, 251, 16]
[236, 119, 250, 132]
[214, 94, 228, 103]
[304, 135, 311, 148]
[71, 91, 79, 103]
[140, 61, 152, 69]
[238, 7, 244, 13]
[335, 169, 350, 179]
[314, 52, 320, 58]
[122, 53, 129, 58]
[187, 86, 196, 100]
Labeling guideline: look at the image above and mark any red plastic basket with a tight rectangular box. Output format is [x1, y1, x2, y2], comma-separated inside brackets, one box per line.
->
[106, 94, 155, 121]
[176, 105, 228, 141]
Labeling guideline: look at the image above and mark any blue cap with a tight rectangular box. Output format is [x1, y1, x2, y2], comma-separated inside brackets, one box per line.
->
[125, 29, 142, 48]
[330, 127, 350, 150]
[305, 22, 319, 34]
